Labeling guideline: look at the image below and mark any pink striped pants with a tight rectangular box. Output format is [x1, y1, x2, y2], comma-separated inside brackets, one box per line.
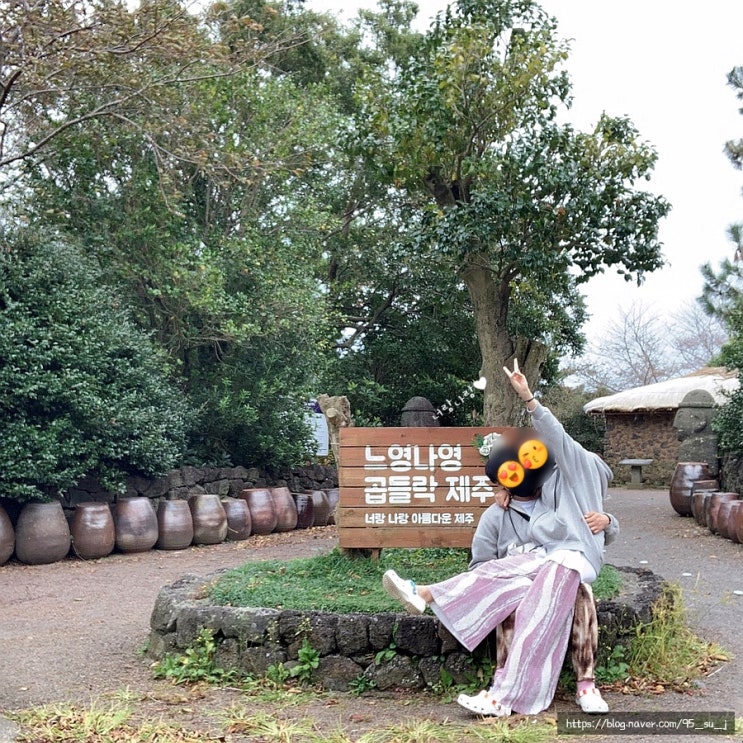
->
[429, 553, 580, 714]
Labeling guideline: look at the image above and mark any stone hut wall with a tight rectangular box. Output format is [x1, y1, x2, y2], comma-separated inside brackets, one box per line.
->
[602, 411, 679, 487]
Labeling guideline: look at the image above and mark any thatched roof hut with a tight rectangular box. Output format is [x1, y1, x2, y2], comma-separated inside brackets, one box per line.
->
[584, 367, 738, 414]
[583, 368, 739, 486]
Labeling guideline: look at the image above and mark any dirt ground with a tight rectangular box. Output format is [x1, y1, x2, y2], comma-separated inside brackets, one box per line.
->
[0, 489, 741, 742]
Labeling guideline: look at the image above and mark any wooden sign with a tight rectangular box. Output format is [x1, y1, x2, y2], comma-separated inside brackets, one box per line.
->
[338, 427, 506, 550]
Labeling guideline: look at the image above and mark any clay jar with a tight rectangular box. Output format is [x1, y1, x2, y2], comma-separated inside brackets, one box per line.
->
[221, 497, 252, 541]
[726, 501, 743, 544]
[0, 504, 15, 566]
[14, 501, 72, 565]
[309, 490, 330, 527]
[325, 488, 340, 526]
[669, 462, 712, 517]
[240, 488, 277, 535]
[735, 501, 743, 544]
[292, 493, 314, 529]
[707, 493, 739, 535]
[270, 487, 298, 532]
[716, 499, 741, 541]
[188, 493, 228, 545]
[691, 481, 719, 527]
[69, 502, 115, 560]
[155, 500, 194, 550]
[112, 497, 159, 553]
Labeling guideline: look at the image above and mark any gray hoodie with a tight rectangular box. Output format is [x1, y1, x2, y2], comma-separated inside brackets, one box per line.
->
[470, 402, 614, 578]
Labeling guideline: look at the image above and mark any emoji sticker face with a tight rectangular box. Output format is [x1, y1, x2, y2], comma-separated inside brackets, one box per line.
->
[518, 439, 549, 470]
[497, 460, 525, 488]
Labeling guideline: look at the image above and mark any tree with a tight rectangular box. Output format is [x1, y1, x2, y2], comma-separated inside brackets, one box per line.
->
[0, 0, 305, 194]
[569, 300, 727, 393]
[351, 0, 670, 424]
[672, 300, 729, 371]
[0, 230, 190, 502]
[698, 65, 743, 454]
[8, 1, 349, 467]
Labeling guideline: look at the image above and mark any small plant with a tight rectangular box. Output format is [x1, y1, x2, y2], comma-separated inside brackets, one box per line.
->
[264, 661, 291, 686]
[151, 627, 234, 685]
[288, 638, 320, 683]
[349, 674, 376, 696]
[374, 641, 398, 665]
[596, 644, 630, 683]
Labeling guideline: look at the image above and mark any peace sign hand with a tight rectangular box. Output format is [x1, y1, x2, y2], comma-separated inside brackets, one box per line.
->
[503, 359, 532, 402]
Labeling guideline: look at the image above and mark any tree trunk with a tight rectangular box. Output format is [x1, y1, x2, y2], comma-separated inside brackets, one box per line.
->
[462, 253, 548, 425]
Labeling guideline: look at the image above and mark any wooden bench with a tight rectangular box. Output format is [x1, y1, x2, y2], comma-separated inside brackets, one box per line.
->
[619, 458, 653, 485]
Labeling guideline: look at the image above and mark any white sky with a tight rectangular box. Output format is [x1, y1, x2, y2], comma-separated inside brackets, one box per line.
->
[307, 0, 743, 345]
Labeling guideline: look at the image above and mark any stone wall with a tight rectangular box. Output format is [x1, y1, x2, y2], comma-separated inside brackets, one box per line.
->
[59, 464, 338, 510]
[603, 411, 679, 487]
[147, 566, 666, 692]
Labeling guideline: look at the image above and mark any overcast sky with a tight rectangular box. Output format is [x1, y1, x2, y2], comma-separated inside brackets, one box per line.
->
[307, 0, 743, 343]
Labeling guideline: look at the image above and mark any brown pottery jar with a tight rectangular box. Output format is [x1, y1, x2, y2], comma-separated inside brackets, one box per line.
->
[0, 504, 15, 566]
[112, 497, 159, 553]
[69, 502, 115, 559]
[292, 493, 314, 529]
[155, 500, 194, 550]
[270, 487, 298, 532]
[14, 501, 71, 565]
[325, 488, 340, 525]
[734, 501, 743, 544]
[726, 501, 743, 544]
[188, 493, 228, 545]
[309, 490, 330, 527]
[691, 480, 719, 527]
[240, 488, 277, 535]
[669, 462, 712, 517]
[221, 497, 252, 541]
[707, 493, 739, 535]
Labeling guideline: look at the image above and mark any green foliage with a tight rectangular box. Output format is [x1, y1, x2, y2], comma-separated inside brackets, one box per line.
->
[0, 231, 190, 501]
[596, 644, 630, 684]
[374, 642, 398, 665]
[350, 0, 669, 423]
[288, 639, 320, 683]
[540, 385, 607, 455]
[16, 66, 337, 469]
[592, 564, 622, 599]
[348, 674, 376, 696]
[151, 628, 235, 685]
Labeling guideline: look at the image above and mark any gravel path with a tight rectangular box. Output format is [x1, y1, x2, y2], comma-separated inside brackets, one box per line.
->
[0, 488, 741, 742]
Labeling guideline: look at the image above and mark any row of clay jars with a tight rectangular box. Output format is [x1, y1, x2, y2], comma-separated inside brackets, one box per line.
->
[6, 495, 235, 565]
[293, 489, 338, 529]
[2, 486, 339, 566]
[690, 485, 743, 544]
[239, 487, 336, 535]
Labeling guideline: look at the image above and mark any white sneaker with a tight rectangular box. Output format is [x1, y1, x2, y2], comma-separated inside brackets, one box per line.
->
[576, 687, 609, 714]
[382, 569, 427, 615]
[457, 690, 510, 717]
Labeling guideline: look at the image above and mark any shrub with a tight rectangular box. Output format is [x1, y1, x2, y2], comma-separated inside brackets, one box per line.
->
[0, 230, 191, 501]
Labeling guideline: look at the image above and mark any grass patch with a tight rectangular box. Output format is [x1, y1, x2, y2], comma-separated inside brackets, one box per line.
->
[9, 697, 559, 743]
[624, 582, 731, 691]
[207, 547, 621, 613]
[9, 699, 211, 743]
